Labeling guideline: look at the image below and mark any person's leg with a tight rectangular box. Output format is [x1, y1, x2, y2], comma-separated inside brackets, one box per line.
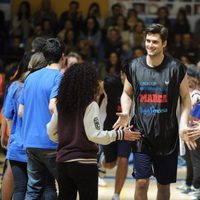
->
[42, 170, 57, 200]
[134, 178, 149, 200]
[74, 163, 98, 200]
[156, 183, 170, 200]
[9, 160, 28, 200]
[113, 141, 132, 199]
[102, 142, 117, 169]
[190, 140, 200, 198]
[114, 157, 128, 195]
[133, 153, 152, 200]
[153, 147, 179, 200]
[41, 150, 57, 200]
[25, 149, 46, 200]
[185, 146, 193, 187]
[57, 162, 77, 200]
[1, 160, 14, 200]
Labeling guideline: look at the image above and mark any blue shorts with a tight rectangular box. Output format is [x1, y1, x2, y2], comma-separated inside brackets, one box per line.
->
[133, 147, 178, 185]
[102, 141, 132, 163]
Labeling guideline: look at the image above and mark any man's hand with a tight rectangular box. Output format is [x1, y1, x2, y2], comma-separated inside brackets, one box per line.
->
[123, 126, 141, 141]
[187, 121, 200, 141]
[113, 113, 129, 130]
[180, 128, 197, 150]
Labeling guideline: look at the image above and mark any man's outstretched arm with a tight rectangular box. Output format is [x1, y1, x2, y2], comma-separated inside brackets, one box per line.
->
[113, 77, 133, 130]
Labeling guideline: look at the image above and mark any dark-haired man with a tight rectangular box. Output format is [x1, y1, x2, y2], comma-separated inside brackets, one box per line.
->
[58, 1, 83, 32]
[19, 38, 64, 199]
[113, 24, 196, 200]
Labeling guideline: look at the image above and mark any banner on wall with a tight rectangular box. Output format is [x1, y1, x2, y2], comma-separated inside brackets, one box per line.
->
[0, 0, 11, 21]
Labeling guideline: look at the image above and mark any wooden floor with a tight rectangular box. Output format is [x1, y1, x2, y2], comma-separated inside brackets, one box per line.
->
[0, 152, 191, 200]
[98, 165, 191, 200]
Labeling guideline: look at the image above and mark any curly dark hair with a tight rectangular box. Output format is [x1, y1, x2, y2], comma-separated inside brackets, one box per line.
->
[57, 62, 99, 115]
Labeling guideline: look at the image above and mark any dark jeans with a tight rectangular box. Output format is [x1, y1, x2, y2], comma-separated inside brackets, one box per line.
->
[57, 162, 98, 200]
[25, 148, 58, 200]
[9, 160, 28, 200]
[190, 139, 200, 189]
[185, 146, 193, 186]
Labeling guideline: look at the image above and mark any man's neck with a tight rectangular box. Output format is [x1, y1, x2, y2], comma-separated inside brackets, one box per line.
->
[146, 54, 164, 68]
[46, 63, 61, 70]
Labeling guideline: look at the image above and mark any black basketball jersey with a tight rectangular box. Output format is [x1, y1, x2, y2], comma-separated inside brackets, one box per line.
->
[126, 55, 186, 156]
[103, 74, 123, 130]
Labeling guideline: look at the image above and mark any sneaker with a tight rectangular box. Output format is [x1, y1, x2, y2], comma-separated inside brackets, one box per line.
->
[191, 195, 200, 200]
[112, 194, 120, 200]
[98, 153, 106, 178]
[176, 183, 190, 191]
[188, 187, 200, 196]
[98, 177, 107, 187]
[181, 187, 193, 194]
[181, 184, 193, 194]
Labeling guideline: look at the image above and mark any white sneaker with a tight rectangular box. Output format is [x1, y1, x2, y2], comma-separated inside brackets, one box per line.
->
[191, 195, 200, 200]
[98, 177, 107, 187]
[188, 187, 200, 196]
[176, 183, 190, 190]
[112, 194, 120, 200]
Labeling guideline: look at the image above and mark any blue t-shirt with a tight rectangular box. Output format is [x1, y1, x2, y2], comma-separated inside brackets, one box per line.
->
[3, 81, 27, 162]
[20, 68, 62, 149]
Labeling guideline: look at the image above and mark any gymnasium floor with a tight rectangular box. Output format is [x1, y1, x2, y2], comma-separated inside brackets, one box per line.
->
[0, 153, 191, 200]
[98, 165, 191, 200]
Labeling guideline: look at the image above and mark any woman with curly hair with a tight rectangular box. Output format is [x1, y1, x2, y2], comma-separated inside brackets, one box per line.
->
[47, 62, 141, 200]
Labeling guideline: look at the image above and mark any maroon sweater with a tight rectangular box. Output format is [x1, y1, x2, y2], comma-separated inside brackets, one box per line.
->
[56, 112, 99, 162]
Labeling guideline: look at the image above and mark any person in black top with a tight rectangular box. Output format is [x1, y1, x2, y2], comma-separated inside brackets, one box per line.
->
[113, 23, 196, 200]
[101, 61, 132, 200]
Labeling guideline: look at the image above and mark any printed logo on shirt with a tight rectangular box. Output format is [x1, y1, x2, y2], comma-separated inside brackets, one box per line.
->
[138, 81, 168, 116]
[94, 117, 100, 130]
[140, 94, 168, 103]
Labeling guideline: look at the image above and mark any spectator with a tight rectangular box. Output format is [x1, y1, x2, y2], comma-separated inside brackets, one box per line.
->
[63, 29, 78, 55]
[87, 2, 104, 28]
[100, 27, 122, 60]
[57, 18, 73, 41]
[172, 8, 190, 36]
[104, 3, 123, 30]
[59, 1, 83, 33]
[129, 20, 145, 48]
[175, 33, 199, 64]
[11, 1, 33, 41]
[81, 16, 102, 49]
[33, 0, 57, 31]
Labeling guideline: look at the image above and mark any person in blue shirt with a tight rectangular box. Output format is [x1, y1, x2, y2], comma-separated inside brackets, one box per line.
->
[3, 51, 47, 200]
[19, 38, 64, 200]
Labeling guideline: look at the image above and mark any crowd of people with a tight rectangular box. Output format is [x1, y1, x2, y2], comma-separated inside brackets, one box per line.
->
[0, 0, 200, 78]
[0, 1, 200, 200]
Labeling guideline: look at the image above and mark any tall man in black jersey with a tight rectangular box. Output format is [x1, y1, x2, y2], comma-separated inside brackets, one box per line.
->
[113, 24, 197, 200]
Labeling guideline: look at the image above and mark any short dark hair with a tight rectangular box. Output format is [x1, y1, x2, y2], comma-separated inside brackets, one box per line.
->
[42, 38, 64, 65]
[69, 1, 79, 9]
[144, 23, 168, 42]
[31, 37, 46, 52]
[111, 3, 121, 11]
